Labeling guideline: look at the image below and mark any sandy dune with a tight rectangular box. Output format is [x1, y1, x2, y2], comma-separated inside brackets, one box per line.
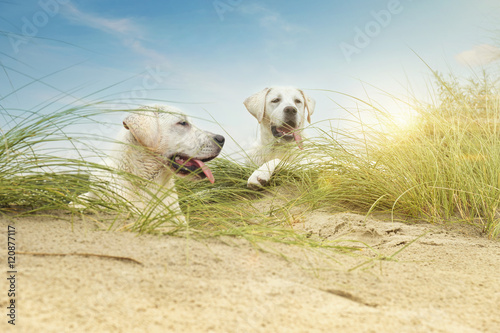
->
[1, 210, 499, 333]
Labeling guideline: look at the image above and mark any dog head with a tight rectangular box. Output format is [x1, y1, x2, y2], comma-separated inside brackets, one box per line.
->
[122, 105, 225, 183]
[244, 87, 315, 149]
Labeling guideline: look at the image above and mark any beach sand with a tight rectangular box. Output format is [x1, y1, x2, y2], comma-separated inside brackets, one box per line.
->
[1, 209, 499, 333]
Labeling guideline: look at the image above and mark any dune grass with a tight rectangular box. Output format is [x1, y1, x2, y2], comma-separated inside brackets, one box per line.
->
[1, 70, 499, 251]
[174, 70, 500, 242]
[0, 106, 106, 211]
[0, 104, 355, 255]
[293, 71, 500, 238]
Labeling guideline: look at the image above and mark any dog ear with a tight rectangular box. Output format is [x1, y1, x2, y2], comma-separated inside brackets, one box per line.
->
[122, 111, 160, 150]
[299, 90, 316, 124]
[244, 88, 270, 123]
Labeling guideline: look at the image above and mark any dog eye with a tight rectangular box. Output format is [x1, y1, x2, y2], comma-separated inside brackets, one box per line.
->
[271, 98, 281, 103]
[177, 121, 189, 126]
[295, 99, 302, 104]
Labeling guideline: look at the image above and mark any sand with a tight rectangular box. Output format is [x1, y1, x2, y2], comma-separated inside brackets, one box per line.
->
[1, 209, 499, 333]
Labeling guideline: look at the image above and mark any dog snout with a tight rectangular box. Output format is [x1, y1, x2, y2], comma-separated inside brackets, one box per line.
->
[213, 134, 225, 147]
[284, 106, 297, 115]
[283, 106, 298, 128]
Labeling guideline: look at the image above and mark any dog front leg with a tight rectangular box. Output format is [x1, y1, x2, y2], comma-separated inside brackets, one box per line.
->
[247, 158, 281, 190]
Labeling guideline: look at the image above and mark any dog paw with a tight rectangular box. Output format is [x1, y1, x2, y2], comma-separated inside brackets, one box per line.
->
[68, 201, 86, 210]
[247, 171, 270, 190]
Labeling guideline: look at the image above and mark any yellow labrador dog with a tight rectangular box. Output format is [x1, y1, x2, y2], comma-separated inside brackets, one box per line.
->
[73, 105, 224, 222]
[244, 87, 315, 189]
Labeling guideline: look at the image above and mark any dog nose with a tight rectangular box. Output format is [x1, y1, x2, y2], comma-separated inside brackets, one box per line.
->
[284, 106, 297, 115]
[213, 134, 225, 147]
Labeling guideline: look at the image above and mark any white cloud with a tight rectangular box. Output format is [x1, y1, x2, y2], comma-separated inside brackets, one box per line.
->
[455, 44, 500, 67]
[61, 4, 170, 66]
[62, 4, 141, 37]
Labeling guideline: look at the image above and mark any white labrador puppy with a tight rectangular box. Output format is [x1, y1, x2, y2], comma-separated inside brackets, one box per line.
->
[73, 105, 225, 222]
[244, 87, 315, 189]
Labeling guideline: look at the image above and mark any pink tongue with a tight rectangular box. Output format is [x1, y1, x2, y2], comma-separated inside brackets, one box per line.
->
[293, 131, 304, 150]
[191, 159, 215, 184]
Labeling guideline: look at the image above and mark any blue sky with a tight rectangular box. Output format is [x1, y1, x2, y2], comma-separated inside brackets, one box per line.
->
[1, 0, 500, 157]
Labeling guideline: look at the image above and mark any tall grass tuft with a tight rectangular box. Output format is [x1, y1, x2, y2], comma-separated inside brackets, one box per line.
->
[300, 71, 500, 238]
[0, 106, 113, 212]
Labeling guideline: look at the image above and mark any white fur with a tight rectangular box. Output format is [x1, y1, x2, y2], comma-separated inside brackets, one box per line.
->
[244, 87, 315, 189]
[72, 105, 224, 223]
